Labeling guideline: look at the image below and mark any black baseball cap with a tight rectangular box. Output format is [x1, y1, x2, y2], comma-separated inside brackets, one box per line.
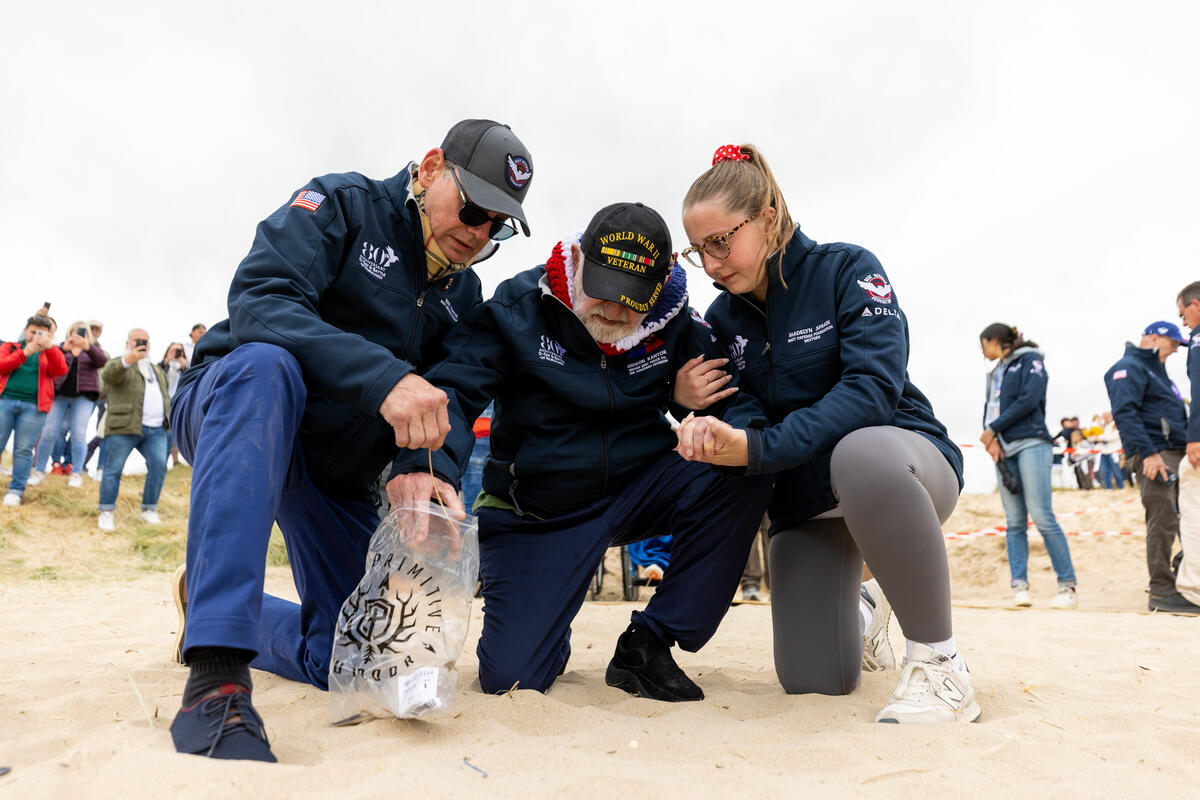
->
[580, 203, 673, 313]
[441, 119, 533, 236]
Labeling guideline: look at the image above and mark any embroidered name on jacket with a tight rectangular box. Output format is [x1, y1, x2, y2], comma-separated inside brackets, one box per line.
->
[538, 335, 566, 366]
[359, 242, 398, 279]
[626, 335, 668, 375]
[788, 319, 832, 345]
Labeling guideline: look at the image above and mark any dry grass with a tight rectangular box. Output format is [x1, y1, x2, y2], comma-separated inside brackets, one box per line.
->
[0, 464, 289, 582]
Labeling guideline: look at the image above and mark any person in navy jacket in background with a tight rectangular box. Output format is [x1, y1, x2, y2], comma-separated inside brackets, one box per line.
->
[674, 143, 978, 724]
[1104, 320, 1193, 614]
[978, 323, 1077, 609]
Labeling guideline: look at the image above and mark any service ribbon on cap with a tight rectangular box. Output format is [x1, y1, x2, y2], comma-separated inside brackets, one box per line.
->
[712, 144, 749, 165]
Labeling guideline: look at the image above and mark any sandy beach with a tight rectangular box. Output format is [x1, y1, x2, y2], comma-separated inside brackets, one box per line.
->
[1, 476, 1198, 797]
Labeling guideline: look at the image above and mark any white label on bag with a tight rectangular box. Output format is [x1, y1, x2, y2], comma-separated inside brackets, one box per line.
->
[398, 666, 442, 715]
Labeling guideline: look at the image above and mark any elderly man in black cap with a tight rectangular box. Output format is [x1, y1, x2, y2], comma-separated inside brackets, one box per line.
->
[167, 120, 535, 762]
[391, 202, 772, 703]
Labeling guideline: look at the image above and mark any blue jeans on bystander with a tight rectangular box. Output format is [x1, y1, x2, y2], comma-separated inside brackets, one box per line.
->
[99, 425, 169, 511]
[996, 441, 1077, 588]
[0, 397, 46, 495]
[35, 395, 95, 473]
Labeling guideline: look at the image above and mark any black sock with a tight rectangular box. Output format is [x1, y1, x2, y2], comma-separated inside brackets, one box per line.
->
[183, 647, 254, 706]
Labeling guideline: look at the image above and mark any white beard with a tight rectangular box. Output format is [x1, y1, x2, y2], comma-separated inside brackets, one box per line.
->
[572, 266, 641, 343]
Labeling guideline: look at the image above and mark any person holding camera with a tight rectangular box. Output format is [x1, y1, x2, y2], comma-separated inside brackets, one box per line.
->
[159, 342, 188, 397]
[96, 328, 171, 530]
[1, 316, 67, 506]
[1105, 320, 1196, 613]
[978, 323, 1078, 609]
[30, 321, 108, 488]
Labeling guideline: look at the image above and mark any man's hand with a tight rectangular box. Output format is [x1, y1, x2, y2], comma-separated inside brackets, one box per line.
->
[979, 428, 996, 447]
[380, 373, 451, 450]
[124, 345, 148, 365]
[387, 472, 466, 554]
[985, 439, 1003, 463]
[23, 330, 50, 356]
[673, 355, 737, 410]
[1188, 442, 1200, 470]
[675, 413, 750, 467]
[1141, 453, 1169, 481]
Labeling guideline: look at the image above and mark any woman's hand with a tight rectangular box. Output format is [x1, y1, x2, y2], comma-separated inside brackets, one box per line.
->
[985, 439, 1002, 463]
[672, 356, 737, 410]
[675, 413, 750, 467]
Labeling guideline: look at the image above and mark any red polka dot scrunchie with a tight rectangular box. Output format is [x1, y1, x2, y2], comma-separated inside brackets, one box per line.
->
[712, 144, 749, 166]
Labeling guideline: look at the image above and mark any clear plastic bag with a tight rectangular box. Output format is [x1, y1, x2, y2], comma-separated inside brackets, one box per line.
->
[329, 501, 479, 725]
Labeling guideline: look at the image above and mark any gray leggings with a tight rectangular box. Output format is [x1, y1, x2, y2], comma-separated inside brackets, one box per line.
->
[770, 426, 959, 695]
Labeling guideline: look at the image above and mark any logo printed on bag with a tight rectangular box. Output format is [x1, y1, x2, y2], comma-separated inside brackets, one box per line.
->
[359, 241, 399, 279]
[332, 552, 445, 680]
[538, 335, 566, 366]
[857, 273, 893, 305]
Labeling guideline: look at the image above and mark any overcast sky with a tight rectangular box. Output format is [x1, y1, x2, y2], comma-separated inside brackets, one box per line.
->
[3, 1, 1196, 490]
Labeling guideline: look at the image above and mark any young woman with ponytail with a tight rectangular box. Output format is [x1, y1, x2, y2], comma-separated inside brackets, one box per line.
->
[979, 323, 1078, 609]
[674, 144, 978, 723]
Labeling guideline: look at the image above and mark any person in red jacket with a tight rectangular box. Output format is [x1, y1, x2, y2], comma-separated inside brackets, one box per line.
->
[1, 316, 68, 506]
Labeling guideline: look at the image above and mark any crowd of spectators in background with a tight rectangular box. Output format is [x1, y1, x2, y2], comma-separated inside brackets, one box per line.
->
[0, 304, 207, 530]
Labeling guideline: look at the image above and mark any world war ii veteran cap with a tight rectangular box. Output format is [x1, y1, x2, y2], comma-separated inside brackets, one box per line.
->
[441, 119, 533, 236]
[580, 202, 672, 313]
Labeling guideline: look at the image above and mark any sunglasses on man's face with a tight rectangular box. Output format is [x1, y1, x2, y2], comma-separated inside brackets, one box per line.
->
[450, 167, 517, 241]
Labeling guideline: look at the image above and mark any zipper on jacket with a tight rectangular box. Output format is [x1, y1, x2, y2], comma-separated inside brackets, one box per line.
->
[599, 354, 614, 498]
[402, 289, 429, 360]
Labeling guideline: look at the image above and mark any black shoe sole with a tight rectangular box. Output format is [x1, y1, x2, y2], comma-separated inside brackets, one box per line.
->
[605, 661, 704, 702]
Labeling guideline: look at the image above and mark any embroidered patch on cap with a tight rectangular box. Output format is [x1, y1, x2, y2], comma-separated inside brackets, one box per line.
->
[290, 189, 327, 212]
[506, 154, 532, 189]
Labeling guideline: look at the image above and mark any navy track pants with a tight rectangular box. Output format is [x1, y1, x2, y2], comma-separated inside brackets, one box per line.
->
[475, 451, 772, 694]
[172, 343, 377, 689]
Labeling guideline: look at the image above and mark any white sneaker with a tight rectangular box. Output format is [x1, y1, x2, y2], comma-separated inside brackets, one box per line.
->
[875, 643, 982, 723]
[26, 471, 45, 486]
[1013, 588, 1032, 607]
[88, 468, 102, 482]
[98, 511, 115, 532]
[861, 579, 895, 672]
[2, 492, 20, 507]
[1050, 586, 1078, 610]
[68, 474, 83, 488]
[140, 509, 161, 525]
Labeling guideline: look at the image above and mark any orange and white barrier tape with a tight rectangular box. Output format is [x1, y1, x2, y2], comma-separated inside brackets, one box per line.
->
[945, 528, 1144, 540]
[944, 497, 1141, 540]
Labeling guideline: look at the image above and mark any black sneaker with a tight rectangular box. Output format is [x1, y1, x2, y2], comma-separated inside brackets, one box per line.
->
[170, 684, 278, 762]
[1148, 592, 1200, 615]
[605, 624, 704, 702]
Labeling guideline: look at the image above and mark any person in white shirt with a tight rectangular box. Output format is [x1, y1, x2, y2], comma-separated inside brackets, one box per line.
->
[95, 329, 172, 531]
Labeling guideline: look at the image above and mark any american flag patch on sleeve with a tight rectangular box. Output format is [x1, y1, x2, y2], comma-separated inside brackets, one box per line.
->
[1112, 369, 1127, 379]
[290, 189, 327, 212]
